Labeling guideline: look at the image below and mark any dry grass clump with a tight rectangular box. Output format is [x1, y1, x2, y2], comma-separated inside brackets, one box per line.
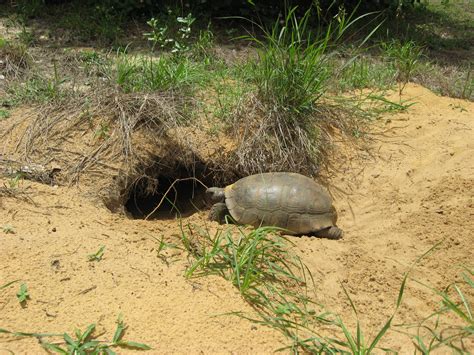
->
[218, 93, 364, 179]
[0, 39, 30, 79]
[1, 85, 199, 187]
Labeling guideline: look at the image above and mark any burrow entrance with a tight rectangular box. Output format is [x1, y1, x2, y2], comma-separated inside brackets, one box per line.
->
[124, 161, 215, 220]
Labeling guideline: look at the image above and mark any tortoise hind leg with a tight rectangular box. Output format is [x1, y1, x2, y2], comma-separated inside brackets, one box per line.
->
[314, 226, 343, 239]
[209, 202, 230, 224]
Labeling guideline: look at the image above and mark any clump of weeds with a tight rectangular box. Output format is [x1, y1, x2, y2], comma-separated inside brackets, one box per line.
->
[0, 316, 151, 353]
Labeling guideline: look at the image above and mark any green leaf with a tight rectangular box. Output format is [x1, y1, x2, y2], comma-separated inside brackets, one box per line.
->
[81, 324, 96, 341]
[454, 284, 472, 320]
[42, 342, 68, 354]
[116, 341, 152, 350]
[367, 315, 393, 352]
[88, 246, 105, 262]
[112, 319, 126, 343]
[462, 274, 474, 289]
[103, 347, 117, 355]
[63, 332, 78, 347]
[79, 340, 100, 350]
[341, 284, 358, 316]
[338, 318, 357, 352]
[396, 272, 408, 308]
[16, 283, 29, 303]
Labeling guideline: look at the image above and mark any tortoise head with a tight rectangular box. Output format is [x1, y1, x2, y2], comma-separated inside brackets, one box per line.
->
[205, 187, 226, 204]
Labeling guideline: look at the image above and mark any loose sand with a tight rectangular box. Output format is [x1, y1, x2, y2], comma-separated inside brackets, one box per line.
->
[1, 84, 473, 353]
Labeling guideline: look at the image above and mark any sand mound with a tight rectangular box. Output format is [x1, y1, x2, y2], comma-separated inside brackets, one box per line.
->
[1, 84, 473, 353]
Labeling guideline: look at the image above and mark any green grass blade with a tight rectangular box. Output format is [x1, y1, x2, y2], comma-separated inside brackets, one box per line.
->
[396, 272, 408, 309]
[462, 272, 474, 288]
[41, 343, 67, 354]
[338, 318, 357, 352]
[341, 284, 358, 316]
[0, 280, 20, 290]
[454, 284, 472, 320]
[116, 341, 152, 350]
[367, 315, 393, 353]
[63, 332, 77, 347]
[81, 324, 95, 341]
[0, 328, 61, 337]
[112, 320, 125, 343]
[79, 340, 100, 350]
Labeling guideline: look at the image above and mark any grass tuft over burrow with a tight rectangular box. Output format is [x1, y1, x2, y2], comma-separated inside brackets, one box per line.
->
[220, 6, 384, 178]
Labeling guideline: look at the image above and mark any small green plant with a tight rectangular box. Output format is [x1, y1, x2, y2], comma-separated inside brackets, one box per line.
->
[15, 0, 45, 20]
[0, 109, 10, 120]
[191, 26, 215, 64]
[173, 13, 195, 53]
[144, 18, 173, 50]
[79, 50, 101, 63]
[16, 283, 29, 304]
[154, 236, 180, 265]
[8, 173, 23, 189]
[156, 236, 178, 256]
[88, 246, 105, 262]
[43, 319, 151, 353]
[144, 13, 195, 54]
[409, 267, 474, 352]
[0, 316, 152, 353]
[2, 224, 16, 234]
[382, 40, 423, 96]
[94, 122, 110, 140]
[0, 39, 29, 74]
[54, 2, 124, 43]
[78, 50, 108, 76]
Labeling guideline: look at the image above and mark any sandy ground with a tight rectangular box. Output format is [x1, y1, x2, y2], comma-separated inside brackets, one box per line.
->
[1, 84, 473, 353]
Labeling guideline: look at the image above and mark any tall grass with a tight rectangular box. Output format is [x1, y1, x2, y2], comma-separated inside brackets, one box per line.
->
[225, 5, 383, 177]
[114, 54, 205, 93]
[381, 40, 423, 95]
[245, 6, 381, 114]
[246, 7, 330, 115]
[335, 56, 398, 92]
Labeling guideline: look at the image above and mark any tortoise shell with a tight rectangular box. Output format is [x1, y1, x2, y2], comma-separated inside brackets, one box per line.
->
[224, 172, 337, 235]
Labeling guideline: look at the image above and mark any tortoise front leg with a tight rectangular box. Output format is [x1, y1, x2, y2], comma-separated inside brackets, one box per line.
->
[209, 202, 229, 224]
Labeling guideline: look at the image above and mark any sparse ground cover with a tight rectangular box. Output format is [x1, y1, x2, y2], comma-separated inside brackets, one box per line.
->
[1, 0, 473, 353]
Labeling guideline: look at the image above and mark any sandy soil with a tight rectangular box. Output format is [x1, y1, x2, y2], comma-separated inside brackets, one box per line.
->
[1, 84, 473, 353]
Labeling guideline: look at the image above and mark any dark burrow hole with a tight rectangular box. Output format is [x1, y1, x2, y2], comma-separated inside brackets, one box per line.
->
[124, 164, 213, 220]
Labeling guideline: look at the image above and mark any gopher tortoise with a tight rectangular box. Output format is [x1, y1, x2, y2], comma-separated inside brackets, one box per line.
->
[206, 172, 343, 239]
